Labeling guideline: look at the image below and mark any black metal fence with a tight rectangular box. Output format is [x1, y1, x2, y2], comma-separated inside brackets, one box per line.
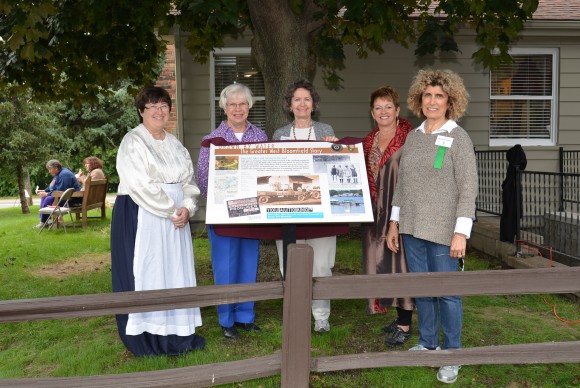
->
[475, 150, 507, 215]
[516, 169, 580, 265]
[475, 148, 580, 265]
[558, 148, 580, 215]
[560, 147, 580, 174]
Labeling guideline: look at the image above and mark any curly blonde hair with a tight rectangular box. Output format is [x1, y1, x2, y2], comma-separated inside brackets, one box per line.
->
[407, 69, 469, 121]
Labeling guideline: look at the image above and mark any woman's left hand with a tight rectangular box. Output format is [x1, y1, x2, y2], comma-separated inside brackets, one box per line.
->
[450, 233, 467, 258]
[385, 222, 400, 253]
[321, 136, 338, 142]
[172, 207, 190, 229]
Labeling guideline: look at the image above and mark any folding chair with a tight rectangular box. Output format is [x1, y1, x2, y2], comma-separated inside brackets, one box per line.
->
[12, 189, 31, 207]
[38, 188, 76, 234]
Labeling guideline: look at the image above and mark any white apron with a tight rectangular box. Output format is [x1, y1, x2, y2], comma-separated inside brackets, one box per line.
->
[126, 183, 202, 336]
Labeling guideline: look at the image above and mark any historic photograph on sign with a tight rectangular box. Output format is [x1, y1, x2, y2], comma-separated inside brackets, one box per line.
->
[205, 141, 373, 224]
[329, 189, 365, 214]
[215, 155, 239, 170]
[226, 197, 261, 218]
[257, 175, 322, 205]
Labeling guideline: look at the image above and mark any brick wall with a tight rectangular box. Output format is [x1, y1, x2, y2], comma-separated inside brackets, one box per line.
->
[155, 43, 177, 134]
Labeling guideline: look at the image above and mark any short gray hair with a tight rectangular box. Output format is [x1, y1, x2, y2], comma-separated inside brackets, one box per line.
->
[218, 83, 253, 110]
[46, 159, 62, 170]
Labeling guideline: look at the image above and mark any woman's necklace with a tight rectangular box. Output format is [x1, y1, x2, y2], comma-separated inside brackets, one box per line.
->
[291, 124, 313, 140]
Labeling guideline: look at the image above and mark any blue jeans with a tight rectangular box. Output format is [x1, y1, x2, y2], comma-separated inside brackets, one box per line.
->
[402, 235, 462, 349]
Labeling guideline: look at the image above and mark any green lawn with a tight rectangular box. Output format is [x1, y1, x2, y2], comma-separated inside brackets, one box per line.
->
[0, 206, 579, 387]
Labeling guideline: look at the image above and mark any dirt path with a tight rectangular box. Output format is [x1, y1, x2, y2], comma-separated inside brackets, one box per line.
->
[32, 252, 110, 279]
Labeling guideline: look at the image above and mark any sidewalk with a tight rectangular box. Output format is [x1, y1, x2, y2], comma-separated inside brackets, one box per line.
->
[0, 194, 117, 209]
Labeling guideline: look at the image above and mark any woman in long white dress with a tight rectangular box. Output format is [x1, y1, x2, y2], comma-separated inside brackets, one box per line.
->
[111, 86, 204, 356]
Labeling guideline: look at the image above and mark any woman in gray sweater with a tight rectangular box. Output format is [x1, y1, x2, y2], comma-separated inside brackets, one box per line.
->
[386, 69, 477, 385]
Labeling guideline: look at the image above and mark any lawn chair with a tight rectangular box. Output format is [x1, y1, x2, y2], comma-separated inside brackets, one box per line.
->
[38, 188, 76, 234]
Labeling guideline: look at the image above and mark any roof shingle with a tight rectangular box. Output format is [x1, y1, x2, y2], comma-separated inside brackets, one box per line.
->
[531, 0, 580, 21]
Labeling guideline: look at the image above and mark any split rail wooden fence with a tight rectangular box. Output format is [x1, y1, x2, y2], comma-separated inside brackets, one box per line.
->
[0, 244, 579, 387]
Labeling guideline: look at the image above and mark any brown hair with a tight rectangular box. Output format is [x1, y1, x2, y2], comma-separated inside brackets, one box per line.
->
[369, 86, 400, 109]
[134, 86, 172, 123]
[283, 79, 320, 118]
[83, 156, 103, 171]
[407, 69, 469, 121]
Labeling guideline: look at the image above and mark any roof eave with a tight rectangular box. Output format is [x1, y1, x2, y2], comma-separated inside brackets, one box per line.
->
[522, 19, 580, 36]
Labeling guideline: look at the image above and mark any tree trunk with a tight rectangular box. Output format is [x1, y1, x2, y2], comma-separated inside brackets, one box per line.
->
[16, 162, 31, 214]
[247, 0, 317, 137]
[24, 166, 33, 206]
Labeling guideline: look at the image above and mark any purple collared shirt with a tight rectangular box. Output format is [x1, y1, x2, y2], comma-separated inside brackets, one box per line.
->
[197, 121, 268, 197]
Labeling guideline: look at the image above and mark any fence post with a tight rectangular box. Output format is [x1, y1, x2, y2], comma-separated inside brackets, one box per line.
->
[515, 165, 522, 257]
[281, 243, 314, 388]
[558, 147, 564, 212]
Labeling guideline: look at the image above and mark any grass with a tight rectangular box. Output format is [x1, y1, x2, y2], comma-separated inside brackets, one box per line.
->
[0, 205, 579, 386]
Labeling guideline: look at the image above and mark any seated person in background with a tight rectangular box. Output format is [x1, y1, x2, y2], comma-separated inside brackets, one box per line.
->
[76, 156, 105, 190]
[34, 159, 81, 229]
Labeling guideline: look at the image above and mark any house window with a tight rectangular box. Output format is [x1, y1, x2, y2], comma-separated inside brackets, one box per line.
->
[489, 48, 558, 146]
[211, 48, 266, 130]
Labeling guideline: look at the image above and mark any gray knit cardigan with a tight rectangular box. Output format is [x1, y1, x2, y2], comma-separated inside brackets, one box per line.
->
[391, 126, 478, 246]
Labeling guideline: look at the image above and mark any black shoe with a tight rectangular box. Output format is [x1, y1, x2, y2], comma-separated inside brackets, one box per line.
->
[381, 318, 399, 334]
[222, 326, 239, 339]
[385, 327, 411, 347]
[234, 322, 261, 333]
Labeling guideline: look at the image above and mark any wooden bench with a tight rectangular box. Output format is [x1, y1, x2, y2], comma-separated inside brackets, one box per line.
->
[52, 175, 109, 228]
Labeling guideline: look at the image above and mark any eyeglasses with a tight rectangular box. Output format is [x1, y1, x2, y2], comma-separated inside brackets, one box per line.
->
[226, 102, 249, 110]
[145, 104, 170, 112]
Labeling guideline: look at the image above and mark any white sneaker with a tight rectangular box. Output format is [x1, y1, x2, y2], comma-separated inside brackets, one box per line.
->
[437, 365, 461, 384]
[408, 344, 441, 351]
[409, 344, 442, 368]
[32, 222, 45, 229]
[314, 319, 330, 333]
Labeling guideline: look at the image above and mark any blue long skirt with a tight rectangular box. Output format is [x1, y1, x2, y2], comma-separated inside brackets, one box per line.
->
[110, 195, 205, 356]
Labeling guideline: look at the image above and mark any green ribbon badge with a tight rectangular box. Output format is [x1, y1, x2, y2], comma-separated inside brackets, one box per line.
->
[434, 146, 446, 169]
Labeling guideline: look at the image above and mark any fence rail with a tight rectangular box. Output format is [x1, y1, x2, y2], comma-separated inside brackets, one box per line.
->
[0, 282, 284, 322]
[313, 341, 579, 371]
[1, 245, 579, 387]
[2, 268, 578, 323]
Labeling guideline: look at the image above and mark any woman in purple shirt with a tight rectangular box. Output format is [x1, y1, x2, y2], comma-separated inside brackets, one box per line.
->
[197, 83, 267, 340]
